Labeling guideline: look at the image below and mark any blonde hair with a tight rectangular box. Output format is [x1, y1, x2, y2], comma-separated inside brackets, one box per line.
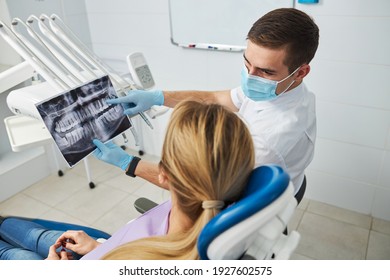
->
[102, 101, 255, 259]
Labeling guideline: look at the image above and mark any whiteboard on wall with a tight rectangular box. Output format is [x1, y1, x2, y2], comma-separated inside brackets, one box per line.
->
[169, 0, 294, 51]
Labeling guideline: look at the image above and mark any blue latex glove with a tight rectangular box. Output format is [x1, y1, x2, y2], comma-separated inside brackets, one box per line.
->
[107, 89, 164, 116]
[92, 139, 133, 171]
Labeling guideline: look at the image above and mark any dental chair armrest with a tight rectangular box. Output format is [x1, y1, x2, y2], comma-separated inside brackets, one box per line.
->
[134, 197, 158, 214]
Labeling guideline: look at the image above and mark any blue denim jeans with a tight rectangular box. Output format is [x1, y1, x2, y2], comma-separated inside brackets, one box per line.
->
[0, 217, 111, 260]
[0, 218, 63, 260]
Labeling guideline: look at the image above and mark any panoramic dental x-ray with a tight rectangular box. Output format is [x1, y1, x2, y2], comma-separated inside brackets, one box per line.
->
[36, 75, 131, 167]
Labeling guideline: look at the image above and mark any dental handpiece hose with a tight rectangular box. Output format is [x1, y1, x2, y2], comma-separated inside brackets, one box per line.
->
[138, 111, 153, 129]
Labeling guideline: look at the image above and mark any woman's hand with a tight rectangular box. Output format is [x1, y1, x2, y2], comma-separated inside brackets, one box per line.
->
[56, 230, 100, 255]
[45, 242, 73, 260]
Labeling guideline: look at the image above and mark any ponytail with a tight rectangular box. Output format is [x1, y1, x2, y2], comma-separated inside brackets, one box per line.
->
[101, 101, 254, 259]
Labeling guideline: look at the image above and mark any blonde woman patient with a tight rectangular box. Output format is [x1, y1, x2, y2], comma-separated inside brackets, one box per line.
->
[0, 101, 254, 260]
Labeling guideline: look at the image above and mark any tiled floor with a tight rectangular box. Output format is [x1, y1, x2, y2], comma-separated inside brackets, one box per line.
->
[1, 153, 389, 260]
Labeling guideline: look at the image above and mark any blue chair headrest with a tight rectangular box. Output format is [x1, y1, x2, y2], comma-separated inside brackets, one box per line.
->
[197, 164, 290, 260]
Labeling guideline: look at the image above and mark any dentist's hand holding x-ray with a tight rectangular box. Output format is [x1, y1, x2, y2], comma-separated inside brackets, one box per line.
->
[107, 89, 164, 116]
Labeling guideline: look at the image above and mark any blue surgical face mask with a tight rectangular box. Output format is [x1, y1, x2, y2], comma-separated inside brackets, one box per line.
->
[241, 67, 300, 101]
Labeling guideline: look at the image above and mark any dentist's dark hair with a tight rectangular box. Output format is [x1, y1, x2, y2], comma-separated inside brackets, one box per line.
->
[247, 8, 319, 72]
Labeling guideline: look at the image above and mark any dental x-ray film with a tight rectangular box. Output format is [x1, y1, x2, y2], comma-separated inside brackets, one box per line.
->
[36, 75, 131, 167]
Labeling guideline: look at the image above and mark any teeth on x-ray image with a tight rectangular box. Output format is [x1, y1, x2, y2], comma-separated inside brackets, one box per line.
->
[36, 75, 131, 167]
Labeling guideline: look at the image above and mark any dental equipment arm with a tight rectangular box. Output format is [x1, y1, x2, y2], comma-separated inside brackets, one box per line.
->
[0, 61, 34, 94]
[47, 14, 154, 130]
[0, 20, 67, 93]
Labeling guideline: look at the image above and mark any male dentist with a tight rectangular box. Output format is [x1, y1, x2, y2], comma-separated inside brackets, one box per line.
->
[93, 8, 319, 204]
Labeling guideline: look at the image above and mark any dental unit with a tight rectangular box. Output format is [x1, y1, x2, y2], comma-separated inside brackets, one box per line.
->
[0, 14, 155, 188]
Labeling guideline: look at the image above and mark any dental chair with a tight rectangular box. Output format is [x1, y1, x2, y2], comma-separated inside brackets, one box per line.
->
[1, 164, 299, 260]
[134, 164, 300, 260]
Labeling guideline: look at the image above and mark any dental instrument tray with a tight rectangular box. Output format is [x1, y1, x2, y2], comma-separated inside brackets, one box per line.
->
[4, 115, 52, 152]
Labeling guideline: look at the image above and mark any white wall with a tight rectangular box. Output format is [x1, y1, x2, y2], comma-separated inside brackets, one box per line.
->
[85, 0, 390, 221]
[296, 0, 390, 221]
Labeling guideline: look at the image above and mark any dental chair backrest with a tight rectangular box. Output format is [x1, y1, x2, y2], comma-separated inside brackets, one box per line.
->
[197, 164, 300, 260]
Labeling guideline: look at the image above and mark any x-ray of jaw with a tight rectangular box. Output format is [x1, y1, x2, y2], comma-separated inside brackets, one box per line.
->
[36, 75, 131, 167]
